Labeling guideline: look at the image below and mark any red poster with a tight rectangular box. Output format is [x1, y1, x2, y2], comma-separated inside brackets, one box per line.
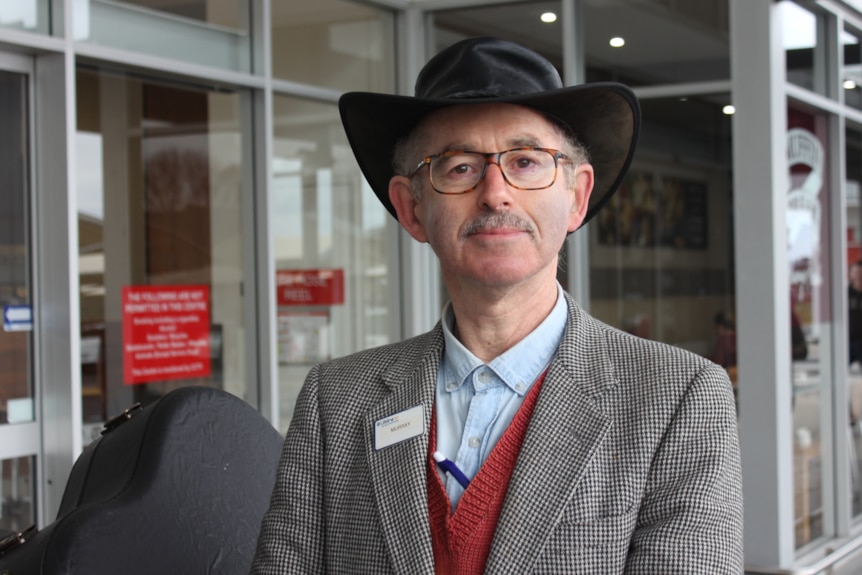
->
[277, 269, 345, 306]
[122, 285, 211, 385]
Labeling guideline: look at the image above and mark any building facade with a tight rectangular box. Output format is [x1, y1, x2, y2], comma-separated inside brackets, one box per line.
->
[1, 0, 862, 570]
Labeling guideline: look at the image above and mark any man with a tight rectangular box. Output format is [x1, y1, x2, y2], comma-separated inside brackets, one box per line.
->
[710, 311, 737, 369]
[850, 260, 862, 364]
[251, 37, 743, 574]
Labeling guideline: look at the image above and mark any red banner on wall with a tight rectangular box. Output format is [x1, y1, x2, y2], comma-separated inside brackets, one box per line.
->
[276, 269, 345, 306]
[122, 285, 211, 385]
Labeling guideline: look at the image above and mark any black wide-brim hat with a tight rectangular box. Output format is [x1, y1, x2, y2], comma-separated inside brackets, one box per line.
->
[339, 36, 640, 229]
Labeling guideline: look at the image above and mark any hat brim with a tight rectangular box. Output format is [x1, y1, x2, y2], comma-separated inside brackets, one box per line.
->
[338, 82, 640, 230]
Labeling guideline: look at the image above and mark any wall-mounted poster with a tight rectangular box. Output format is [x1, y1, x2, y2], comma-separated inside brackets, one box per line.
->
[121, 285, 211, 385]
[276, 268, 345, 306]
[277, 311, 330, 365]
[596, 171, 707, 249]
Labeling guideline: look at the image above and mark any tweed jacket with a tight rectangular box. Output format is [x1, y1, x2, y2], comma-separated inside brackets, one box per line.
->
[250, 294, 744, 574]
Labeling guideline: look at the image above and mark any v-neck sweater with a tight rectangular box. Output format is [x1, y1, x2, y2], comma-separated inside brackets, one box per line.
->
[426, 371, 547, 575]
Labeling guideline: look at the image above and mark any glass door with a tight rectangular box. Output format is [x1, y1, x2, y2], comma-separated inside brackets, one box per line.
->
[0, 55, 39, 537]
[75, 68, 252, 434]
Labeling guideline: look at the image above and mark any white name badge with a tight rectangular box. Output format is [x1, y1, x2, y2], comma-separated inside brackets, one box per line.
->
[374, 405, 425, 450]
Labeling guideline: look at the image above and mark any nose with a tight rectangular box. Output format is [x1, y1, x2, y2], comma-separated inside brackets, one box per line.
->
[476, 158, 513, 210]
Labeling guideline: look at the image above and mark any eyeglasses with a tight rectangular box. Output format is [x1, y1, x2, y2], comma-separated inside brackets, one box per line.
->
[409, 147, 570, 195]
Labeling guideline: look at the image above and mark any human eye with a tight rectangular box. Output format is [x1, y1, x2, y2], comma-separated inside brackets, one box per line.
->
[504, 149, 548, 174]
[434, 153, 481, 181]
[450, 162, 474, 175]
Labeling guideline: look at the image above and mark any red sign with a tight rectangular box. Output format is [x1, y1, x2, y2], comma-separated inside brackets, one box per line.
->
[277, 269, 345, 306]
[122, 285, 211, 385]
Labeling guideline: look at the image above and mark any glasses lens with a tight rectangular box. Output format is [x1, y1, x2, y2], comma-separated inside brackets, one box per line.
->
[500, 149, 557, 189]
[428, 149, 557, 194]
[429, 152, 486, 194]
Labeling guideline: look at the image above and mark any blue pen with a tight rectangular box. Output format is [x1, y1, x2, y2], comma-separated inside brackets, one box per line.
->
[433, 451, 470, 490]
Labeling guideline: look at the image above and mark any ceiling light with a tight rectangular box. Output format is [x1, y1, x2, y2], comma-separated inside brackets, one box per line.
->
[540, 12, 557, 23]
[723, 105, 736, 115]
[609, 37, 625, 48]
[844, 79, 858, 90]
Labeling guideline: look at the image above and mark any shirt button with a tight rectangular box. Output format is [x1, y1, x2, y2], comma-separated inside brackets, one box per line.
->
[446, 381, 458, 391]
[515, 382, 525, 392]
[478, 371, 490, 383]
[468, 436, 481, 448]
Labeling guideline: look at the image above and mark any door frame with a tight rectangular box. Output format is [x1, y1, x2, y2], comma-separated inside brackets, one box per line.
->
[0, 51, 41, 533]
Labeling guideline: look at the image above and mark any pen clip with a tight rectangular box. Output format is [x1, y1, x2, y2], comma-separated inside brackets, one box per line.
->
[433, 451, 471, 490]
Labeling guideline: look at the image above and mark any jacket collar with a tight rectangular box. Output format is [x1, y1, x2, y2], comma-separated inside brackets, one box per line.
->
[365, 295, 618, 574]
[487, 293, 618, 573]
[365, 328, 442, 573]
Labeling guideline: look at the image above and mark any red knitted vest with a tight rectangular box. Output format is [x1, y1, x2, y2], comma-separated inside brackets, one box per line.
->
[427, 373, 546, 575]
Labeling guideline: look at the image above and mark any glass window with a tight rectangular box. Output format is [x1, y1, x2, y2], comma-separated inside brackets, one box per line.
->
[75, 68, 248, 434]
[76, 0, 251, 72]
[271, 1, 394, 92]
[272, 95, 394, 433]
[432, 2, 563, 69]
[0, 456, 36, 535]
[0, 70, 34, 426]
[846, 125, 862, 519]
[787, 104, 832, 548]
[0, 0, 49, 34]
[584, 0, 729, 86]
[843, 24, 862, 110]
[589, 94, 735, 369]
[432, 0, 729, 87]
[781, 1, 827, 96]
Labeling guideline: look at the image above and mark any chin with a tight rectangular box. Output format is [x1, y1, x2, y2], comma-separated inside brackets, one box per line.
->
[470, 263, 543, 287]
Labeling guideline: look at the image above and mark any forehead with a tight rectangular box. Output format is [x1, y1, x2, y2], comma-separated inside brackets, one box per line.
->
[415, 103, 560, 149]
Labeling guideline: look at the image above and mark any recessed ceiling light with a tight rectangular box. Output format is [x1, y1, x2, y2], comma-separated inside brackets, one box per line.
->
[844, 79, 858, 90]
[609, 37, 625, 48]
[723, 105, 736, 115]
[541, 12, 557, 23]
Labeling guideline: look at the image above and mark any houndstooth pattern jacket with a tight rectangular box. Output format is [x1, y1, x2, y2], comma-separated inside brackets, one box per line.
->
[250, 293, 744, 574]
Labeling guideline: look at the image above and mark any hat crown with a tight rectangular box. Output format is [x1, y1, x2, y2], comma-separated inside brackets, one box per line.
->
[338, 36, 639, 229]
[415, 37, 564, 100]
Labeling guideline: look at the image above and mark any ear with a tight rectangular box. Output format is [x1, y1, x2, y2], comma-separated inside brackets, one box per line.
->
[568, 164, 595, 232]
[389, 176, 429, 243]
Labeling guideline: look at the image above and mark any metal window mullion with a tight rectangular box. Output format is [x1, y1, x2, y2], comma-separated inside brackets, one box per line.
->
[733, 0, 796, 567]
[830, 111, 852, 537]
[35, 4, 82, 524]
[393, 6, 439, 339]
[562, 0, 591, 308]
[247, 0, 277, 425]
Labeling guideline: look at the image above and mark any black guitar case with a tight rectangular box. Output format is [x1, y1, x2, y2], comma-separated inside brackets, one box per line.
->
[0, 385, 283, 574]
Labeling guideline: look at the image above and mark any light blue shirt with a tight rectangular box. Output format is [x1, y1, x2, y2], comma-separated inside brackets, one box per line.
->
[435, 284, 568, 511]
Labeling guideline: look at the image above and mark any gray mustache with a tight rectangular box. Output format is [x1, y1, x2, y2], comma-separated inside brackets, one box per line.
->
[461, 212, 535, 237]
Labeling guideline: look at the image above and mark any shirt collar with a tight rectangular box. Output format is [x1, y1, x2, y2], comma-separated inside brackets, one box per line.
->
[441, 283, 568, 396]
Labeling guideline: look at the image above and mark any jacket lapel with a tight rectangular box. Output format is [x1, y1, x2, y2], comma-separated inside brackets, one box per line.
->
[485, 297, 617, 574]
[364, 330, 442, 575]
